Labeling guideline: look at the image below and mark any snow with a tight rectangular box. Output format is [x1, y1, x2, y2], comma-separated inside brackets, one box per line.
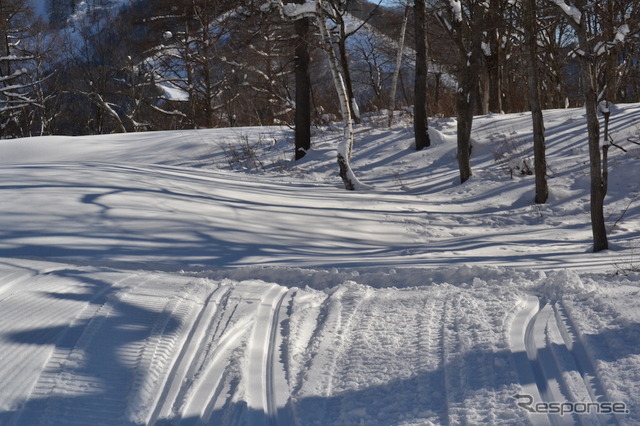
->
[615, 24, 631, 43]
[0, 104, 640, 425]
[275, 0, 318, 19]
[450, 0, 463, 22]
[551, 0, 582, 25]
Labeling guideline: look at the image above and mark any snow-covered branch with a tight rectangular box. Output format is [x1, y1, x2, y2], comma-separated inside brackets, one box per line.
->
[550, 0, 581, 25]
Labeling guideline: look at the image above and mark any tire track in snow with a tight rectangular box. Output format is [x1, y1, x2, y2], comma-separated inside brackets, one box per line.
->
[442, 290, 507, 425]
[12, 273, 215, 426]
[511, 296, 618, 426]
[463, 296, 500, 425]
[0, 267, 90, 420]
[302, 288, 448, 425]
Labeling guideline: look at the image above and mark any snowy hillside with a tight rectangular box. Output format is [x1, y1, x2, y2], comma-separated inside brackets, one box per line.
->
[0, 105, 639, 425]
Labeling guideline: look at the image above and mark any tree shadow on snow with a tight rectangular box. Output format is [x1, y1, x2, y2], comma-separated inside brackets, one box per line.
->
[1, 298, 638, 425]
[0, 268, 181, 425]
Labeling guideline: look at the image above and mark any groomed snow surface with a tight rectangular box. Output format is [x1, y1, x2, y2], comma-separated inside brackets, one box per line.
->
[0, 105, 639, 425]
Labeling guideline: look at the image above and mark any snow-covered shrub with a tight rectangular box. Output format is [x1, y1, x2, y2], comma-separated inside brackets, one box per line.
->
[218, 133, 292, 173]
[218, 134, 267, 171]
[493, 136, 533, 179]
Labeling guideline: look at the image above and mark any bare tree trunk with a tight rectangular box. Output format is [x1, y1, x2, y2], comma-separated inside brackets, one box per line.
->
[387, 4, 409, 127]
[455, 25, 482, 183]
[337, 31, 360, 125]
[268, 0, 361, 189]
[548, 0, 610, 252]
[294, 15, 311, 160]
[524, 0, 548, 204]
[485, 1, 503, 113]
[456, 73, 475, 183]
[414, 0, 431, 150]
[0, 1, 10, 81]
[479, 68, 490, 115]
[581, 57, 608, 251]
[316, 0, 360, 190]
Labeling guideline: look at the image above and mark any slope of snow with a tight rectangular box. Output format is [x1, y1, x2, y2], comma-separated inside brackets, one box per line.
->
[0, 105, 639, 425]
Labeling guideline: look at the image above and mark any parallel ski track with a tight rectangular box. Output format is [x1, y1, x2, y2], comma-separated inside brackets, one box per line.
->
[146, 285, 231, 424]
[165, 283, 291, 426]
[245, 285, 289, 426]
[171, 286, 251, 424]
[266, 288, 293, 425]
[552, 302, 619, 426]
[511, 295, 618, 426]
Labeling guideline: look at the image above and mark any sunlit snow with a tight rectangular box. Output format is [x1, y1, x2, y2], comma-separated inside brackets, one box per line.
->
[0, 105, 639, 425]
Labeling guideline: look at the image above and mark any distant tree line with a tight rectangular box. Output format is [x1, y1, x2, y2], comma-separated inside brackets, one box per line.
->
[0, 0, 637, 137]
[0, 0, 407, 137]
[1, 0, 638, 249]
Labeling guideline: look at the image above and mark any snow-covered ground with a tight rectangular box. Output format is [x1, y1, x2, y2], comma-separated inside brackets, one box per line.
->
[0, 105, 639, 425]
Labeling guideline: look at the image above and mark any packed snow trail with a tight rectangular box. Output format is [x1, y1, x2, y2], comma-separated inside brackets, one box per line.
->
[1, 103, 640, 425]
[0, 259, 638, 425]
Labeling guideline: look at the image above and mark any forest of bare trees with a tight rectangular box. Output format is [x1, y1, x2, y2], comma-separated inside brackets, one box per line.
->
[0, 0, 639, 250]
[0, 0, 636, 139]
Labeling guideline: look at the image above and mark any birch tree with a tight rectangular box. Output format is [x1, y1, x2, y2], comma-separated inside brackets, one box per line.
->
[294, 0, 311, 160]
[264, 0, 364, 190]
[387, 3, 409, 127]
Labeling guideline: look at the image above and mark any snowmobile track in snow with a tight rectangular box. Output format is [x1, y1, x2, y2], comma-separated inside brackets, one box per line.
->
[511, 295, 618, 426]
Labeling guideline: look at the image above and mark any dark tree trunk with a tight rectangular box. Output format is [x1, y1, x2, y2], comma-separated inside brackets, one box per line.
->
[549, 1, 609, 252]
[524, 0, 548, 204]
[294, 16, 311, 160]
[456, 77, 475, 183]
[454, 14, 482, 183]
[486, 53, 502, 113]
[485, 1, 503, 113]
[414, 0, 431, 150]
[582, 58, 608, 251]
